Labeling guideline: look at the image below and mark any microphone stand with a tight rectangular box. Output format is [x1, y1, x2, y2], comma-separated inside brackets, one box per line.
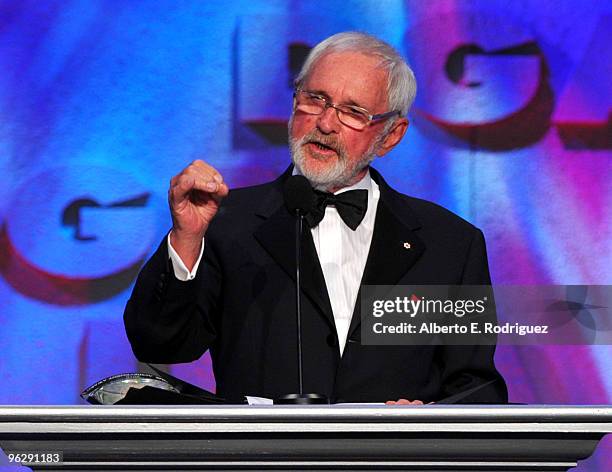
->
[275, 209, 328, 405]
[295, 210, 304, 394]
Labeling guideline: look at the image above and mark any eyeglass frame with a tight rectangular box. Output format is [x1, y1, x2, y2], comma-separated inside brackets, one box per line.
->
[292, 89, 401, 129]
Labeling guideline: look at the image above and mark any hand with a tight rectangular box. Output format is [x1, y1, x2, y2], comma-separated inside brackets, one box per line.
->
[168, 160, 229, 268]
[385, 399, 425, 405]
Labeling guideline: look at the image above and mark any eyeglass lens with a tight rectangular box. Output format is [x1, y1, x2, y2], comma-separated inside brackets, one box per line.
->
[295, 92, 369, 129]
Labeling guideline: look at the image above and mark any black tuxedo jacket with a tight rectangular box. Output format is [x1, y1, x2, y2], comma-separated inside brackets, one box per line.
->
[124, 167, 507, 403]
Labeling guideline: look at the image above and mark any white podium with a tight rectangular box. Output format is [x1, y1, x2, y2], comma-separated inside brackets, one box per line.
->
[0, 405, 610, 471]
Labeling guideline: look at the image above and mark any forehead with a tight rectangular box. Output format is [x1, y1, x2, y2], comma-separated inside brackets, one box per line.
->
[303, 51, 389, 111]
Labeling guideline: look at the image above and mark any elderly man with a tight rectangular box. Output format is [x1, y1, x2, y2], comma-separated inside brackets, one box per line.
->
[124, 32, 507, 404]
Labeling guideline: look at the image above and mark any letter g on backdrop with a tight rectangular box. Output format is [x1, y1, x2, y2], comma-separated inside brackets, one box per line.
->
[0, 165, 156, 305]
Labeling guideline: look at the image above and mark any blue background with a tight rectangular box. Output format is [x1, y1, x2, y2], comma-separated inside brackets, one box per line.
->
[0, 1, 610, 469]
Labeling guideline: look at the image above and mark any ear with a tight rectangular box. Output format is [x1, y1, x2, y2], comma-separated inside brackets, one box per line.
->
[376, 118, 409, 156]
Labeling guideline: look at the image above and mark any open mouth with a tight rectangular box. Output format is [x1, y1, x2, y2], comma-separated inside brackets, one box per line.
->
[307, 141, 337, 155]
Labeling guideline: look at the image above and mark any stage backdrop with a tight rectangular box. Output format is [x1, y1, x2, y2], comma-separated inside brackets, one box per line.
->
[0, 1, 610, 469]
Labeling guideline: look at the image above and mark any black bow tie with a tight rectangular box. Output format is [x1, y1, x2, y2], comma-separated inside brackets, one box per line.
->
[305, 189, 368, 231]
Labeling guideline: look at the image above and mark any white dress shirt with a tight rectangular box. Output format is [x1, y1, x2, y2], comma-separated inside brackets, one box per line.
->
[168, 170, 380, 356]
[309, 171, 379, 355]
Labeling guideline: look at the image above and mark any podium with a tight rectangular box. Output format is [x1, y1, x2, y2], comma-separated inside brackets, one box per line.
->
[0, 405, 610, 471]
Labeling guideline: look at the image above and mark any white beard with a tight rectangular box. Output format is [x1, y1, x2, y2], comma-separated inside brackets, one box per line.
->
[289, 128, 383, 192]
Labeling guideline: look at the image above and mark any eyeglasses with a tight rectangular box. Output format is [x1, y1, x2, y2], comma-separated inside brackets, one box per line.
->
[293, 90, 400, 130]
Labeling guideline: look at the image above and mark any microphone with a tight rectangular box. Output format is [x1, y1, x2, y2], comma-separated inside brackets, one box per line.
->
[276, 176, 328, 405]
[283, 174, 315, 216]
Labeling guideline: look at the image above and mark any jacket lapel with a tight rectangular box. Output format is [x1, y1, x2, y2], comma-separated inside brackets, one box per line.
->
[253, 170, 335, 329]
[251, 166, 426, 339]
[346, 168, 426, 341]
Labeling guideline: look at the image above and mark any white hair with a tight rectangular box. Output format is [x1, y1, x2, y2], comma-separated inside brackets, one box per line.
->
[294, 31, 417, 117]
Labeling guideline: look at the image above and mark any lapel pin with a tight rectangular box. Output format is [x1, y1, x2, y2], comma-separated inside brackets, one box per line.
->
[403, 242, 411, 249]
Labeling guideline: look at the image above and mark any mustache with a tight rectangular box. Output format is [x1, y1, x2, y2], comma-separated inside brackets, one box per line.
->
[302, 131, 343, 152]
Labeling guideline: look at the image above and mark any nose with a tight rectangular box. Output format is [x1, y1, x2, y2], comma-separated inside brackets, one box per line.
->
[316, 105, 341, 134]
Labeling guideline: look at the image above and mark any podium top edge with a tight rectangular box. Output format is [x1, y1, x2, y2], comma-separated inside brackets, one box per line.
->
[0, 404, 611, 424]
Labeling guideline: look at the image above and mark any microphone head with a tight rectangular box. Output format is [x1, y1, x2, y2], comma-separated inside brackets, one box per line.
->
[283, 175, 315, 215]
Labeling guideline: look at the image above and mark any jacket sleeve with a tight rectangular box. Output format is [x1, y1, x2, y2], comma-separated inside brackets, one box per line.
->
[437, 228, 509, 403]
[123, 234, 222, 364]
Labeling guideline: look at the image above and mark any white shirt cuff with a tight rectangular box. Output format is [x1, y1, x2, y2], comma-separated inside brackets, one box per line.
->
[167, 233, 205, 281]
